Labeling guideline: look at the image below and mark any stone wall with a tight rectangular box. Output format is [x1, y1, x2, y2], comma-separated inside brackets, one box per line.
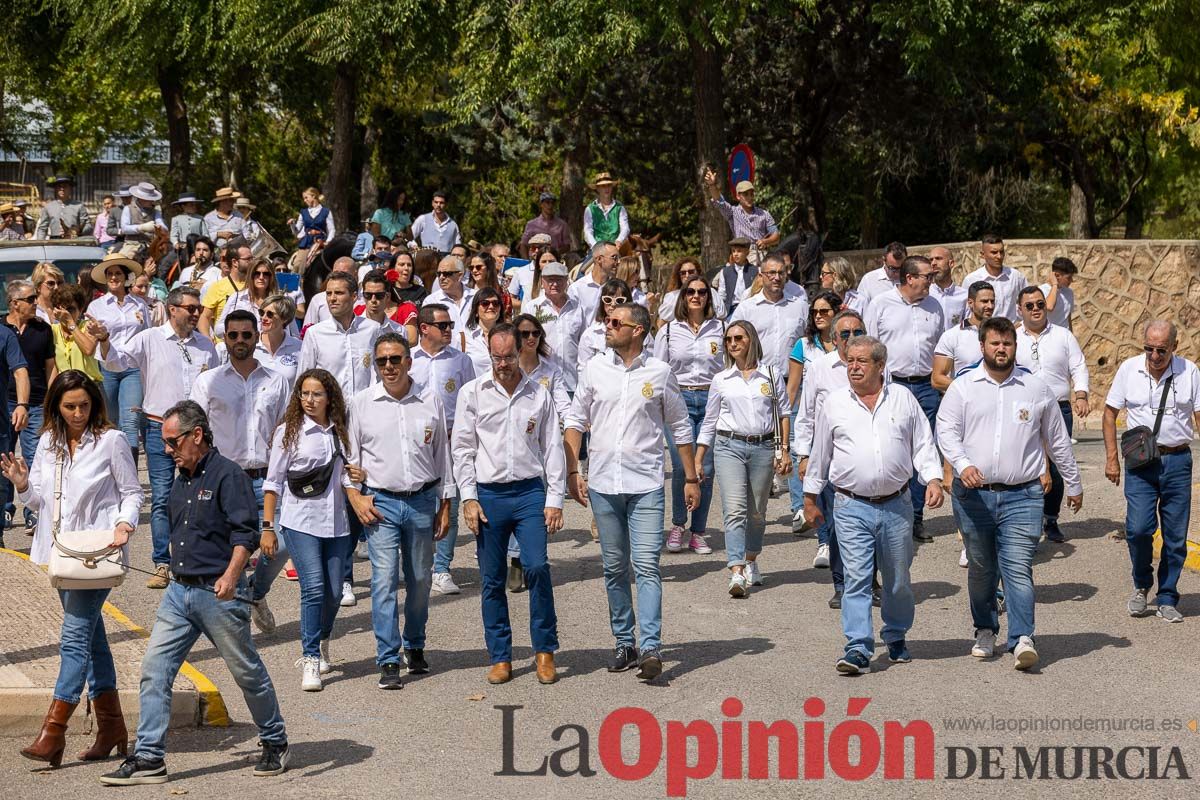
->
[825, 240, 1200, 428]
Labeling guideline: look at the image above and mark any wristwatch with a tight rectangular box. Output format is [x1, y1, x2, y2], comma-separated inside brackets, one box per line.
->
[15, 403, 28, 409]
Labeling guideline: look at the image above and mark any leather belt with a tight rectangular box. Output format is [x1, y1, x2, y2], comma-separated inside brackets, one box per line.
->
[1159, 444, 1190, 454]
[145, 414, 165, 423]
[893, 374, 932, 384]
[175, 574, 218, 587]
[835, 482, 909, 504]
[243, 467, 268, 480]
[977, 479, 1039, 492]
[369, 480, 440, 499]
[717, 429, 774, 445]
[680, 385, 711, 392]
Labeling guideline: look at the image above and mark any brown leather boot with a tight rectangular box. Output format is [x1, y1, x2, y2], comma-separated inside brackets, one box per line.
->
[535, 652, 558, 684]
[78, 690, 128, 761]
[20, 699, 77, 768]
[487, 662, 512, 684]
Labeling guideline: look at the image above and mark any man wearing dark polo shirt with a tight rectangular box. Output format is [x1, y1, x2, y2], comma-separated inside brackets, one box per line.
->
[101, 401, 288, 786]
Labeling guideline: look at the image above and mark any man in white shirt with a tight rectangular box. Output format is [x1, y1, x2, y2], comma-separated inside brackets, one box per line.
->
[866, 255, 944, 541]
[929, 246, 967, 330]
[567, 241, 618, 321]
[855, 241, 906, 307]
[524, 262, 587, 393]
[960, 234, 1029, 322]
[1102, 319, 1200, 624]
[346, 333, 455, 689]
[453, 323, 566, 686]
[302, 257, 357, 328]
[933, 282, 995, 390]
[1041, 256, 1077, 330]
[937, 317, 1082, 670]
[190, 310, 291, 631]
[93, 286, 220, 588]
[729, 254, 809, 378]
[421, 255, 475, 345]
[564, 303, 699, 681]
[1015, 285, 1089, 543]
[804, 336, 943, 674]
[410, 192, 461, 253]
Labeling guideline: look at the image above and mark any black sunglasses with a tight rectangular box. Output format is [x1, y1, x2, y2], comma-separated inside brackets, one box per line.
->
[225, 330, 256, 341]
[1023, 300, 1046, 311]
[375, 355, 407, 367]
[517, 329, 541, 339]
[1144, 345, 1170, 357]
[685, 288, 709, 297]
[425, 320, 453, 331]
[837, 329, 867, 340]
[363, 291, 388, 300]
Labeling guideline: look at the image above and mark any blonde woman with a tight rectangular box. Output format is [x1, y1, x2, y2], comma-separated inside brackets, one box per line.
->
[820, 257, 866, 315]
[288, 187, 335, 250]
[32, 262, 65, 324]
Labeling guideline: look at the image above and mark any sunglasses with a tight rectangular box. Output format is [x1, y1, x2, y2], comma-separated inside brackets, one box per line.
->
[820, 269, 835, 277]
[261, 309, 279, 319]
[43, 280, 61, 287]
[813, 307, 834, 315]
[425, 320, 453, 331]
[724, 334, 746, 344]
[1023, 300, 1046, 310]
[363, 291, 387, 300]
[437, 271, 460, 279]
[225, 330, 256, 341]
[517, 329, 541, 339]
[11, 295, 35, 304]
[252, 271, 272, 279]
[375, 355, 407, 367]
[678, 270, 699, 279]
[837, 329, 867, 340]
[1144, 345, 1170, 357]
[172, 304, 202, 315]
[479, 299, 501, 310]
[684, 287, 709, 297]
[605, 318, 638, 330]
[163, 431, 193, 450]
[601, 295, 628, 306]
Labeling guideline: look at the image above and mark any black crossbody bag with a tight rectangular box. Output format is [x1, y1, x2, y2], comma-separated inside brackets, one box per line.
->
[1121, 374, 1172, 471]
[287, 430, 345, 497]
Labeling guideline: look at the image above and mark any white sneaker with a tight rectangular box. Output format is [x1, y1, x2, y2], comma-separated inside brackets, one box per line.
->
[298, 656, 323, 691]
[812, 543, 830, 569]
[728, 572, 747, 598]
[958, 547, 968, 568]
[771, 475, 787, 497]
[971, 630, 995, 658]
[431, 571, 461, 595]
[252, 596, 276, 634]
[319, 640, 332, 675]
[356, 542, 368, 560]
[1013, 636, 1038, 670]
[746, 561, 763, 586]
[340, 581, 356, 607]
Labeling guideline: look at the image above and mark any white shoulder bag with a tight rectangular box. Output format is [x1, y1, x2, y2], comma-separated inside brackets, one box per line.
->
[47, 450, 127, 589]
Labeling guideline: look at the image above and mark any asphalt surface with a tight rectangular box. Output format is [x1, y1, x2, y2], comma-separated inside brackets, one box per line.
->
[3, 431, 1199, 799]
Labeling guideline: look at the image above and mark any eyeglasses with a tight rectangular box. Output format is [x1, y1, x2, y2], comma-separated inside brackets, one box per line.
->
[761, 271, 785, 279]
[425, 320, 453, 331]
[491, 354, 518, 364]
[820, 269, 835, 277]
[601, 295, 628, 306]
[724, 334, 746, 344]
[517, 329, 541, 339]
[813, 307, 834, 316]
[1144, 345, 1170, 357]
[163, 431, 193, 450]
[684, 287, 709, 297]
[1023, 300, 1046, 311]
[252, 271, 272, 279]
[261, 309, 279, 319]
[42, 280, 61, 287]
[172, 304, 202, 315]
[374, 355, 407, 367]
[678, 270, 699, 279]
[479, 299, 501, 310]
[299, 391, 327, 400]
[363, 291, 387, 300]
[11, 295, 35, 304]
[436, 271, 460, 279]
[837, 329, 867, 340]
[225, 330, 256, 341]
[605, 318, 638, 330]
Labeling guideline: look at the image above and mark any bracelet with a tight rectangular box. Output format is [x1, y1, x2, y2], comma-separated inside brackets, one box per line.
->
[15, 403, 28, 409]
[568, 471, 579, 476]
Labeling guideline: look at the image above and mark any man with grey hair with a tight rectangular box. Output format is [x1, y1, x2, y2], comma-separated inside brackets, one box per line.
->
[729, 253, 809, 378]
[1103, 319, 1199, 623]
[568, 240, 619, 320]
[804, 335, 942, 674]
[422, 254, 475, 345]
[0, 278, 52, 533]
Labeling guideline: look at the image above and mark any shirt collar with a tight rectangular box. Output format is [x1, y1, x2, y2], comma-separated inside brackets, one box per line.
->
[372, 379, 420, 403]
[301, 416, 334, 433]
[607, 349, 648, 370]
[968, 364, 1025, 387]
[482, 370, 533, 398]
[162, 323, 194, 344]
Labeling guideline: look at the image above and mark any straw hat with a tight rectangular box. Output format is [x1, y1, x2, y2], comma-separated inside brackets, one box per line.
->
[90, 252, 144, 284]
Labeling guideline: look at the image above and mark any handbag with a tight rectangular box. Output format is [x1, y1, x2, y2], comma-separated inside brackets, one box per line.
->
[286, 429, 344, 497]
[47, 451, 128, 589]
[1120, 374, 1173, 471]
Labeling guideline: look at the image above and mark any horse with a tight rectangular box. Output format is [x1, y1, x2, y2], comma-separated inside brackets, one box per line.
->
[569, 232, 662, 292]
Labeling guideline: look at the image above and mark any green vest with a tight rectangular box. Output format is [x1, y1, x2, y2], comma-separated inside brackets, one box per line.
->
[588, 200, 623, 243]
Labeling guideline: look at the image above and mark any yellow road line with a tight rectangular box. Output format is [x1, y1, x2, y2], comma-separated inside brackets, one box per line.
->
[1152, 532, 1200, 573]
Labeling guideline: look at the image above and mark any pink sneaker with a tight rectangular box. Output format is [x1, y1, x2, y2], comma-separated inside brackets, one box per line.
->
[689, 533, 713, 555]
[666, 526, 686, 552]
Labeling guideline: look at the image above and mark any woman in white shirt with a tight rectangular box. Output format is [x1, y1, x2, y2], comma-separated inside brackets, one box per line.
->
[514, 314, 571, 420]
[653, 274, 724, 556]
[694, 321, 792, 597]
[577, 278, 634, 371]
[461, 288, 505, 376]
[263, 368, 352, 692]
[255, 294, 303, 384]
[1, 370, 141, 767]
[214, 257, 278, 338]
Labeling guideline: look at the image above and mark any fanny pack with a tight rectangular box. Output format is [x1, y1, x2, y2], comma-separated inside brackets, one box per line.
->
[1121, 374, 1172, 471]
[287, 431, 344, 497]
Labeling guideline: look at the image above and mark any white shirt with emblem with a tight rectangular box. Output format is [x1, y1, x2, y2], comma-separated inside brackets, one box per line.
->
[86, 292, 150, 350]
[263, 417, 351, 538]
[652, 318, 725, 387]
[930, 282, 967, 331]
[522, 356, 571, 421]
[865, 288, 945, 378]
[697, 365, 789, 447]
[409, 344, 476, 429]
[190, 362, 291, 470]
[1105, 354, 1200, 448]
[255, 335, 303, 384]
[346, 381, 455, 499]
[728, 292, 809, 377]
[422, 286, 476, 347]
[297, 315, 382, 398]
[525, 294, 587, 391]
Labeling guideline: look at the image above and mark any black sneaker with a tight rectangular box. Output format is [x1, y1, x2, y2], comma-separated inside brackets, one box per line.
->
[378, 662, 403, 689]
[636, 649, 663, 680]
[507, 558, 527, 593]
[1044, 518, 1065, 543]
[912, 518, 933, 543]
[836, 650, 872, 675]
[99, 755, 168, 785]
[828, 590, 843, 609]
[887, 640, 912, 663]
[607, 644, 638, 672]
[872, 587, 881, 607]
[253, 741, 289, 776]
[404, 648, 429, 675]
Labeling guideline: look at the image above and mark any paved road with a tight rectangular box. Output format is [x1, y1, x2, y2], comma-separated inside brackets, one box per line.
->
[3, 432, 1199, 798]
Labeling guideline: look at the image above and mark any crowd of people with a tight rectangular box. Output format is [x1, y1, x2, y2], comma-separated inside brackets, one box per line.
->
[3, 172, 1193, 787]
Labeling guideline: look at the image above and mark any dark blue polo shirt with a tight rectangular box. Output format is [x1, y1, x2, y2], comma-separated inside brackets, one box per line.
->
[168, 448, 259, 577]
[0, 324, 28, 410]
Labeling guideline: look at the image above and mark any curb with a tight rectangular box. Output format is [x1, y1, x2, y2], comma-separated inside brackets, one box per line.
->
[1151, 532, 1200, 573]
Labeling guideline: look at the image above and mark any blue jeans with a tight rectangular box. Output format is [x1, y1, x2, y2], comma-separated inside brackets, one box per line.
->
[248, 476, 288, 601]
[713, 436, 774, 565]
[143, 420, 176, 566]
[1044, 402, 1074, 519]
[476, 479, 558, 662]
[364, 486, 436, 664]
[286, 528, 354, 658]
[432, 496, 462, 573]
[54, 588, 117, 703]
[666, 389, 714, 533]
[953, 479, 1043, 651]
[2, 400, 42, 525]
[833, 492, 914, 656]
[1124, 449, 1191, 606]
[342, 498, 362, 584]
[134, 579, 286, 762]
[590, 487, 665, 652]
[100, 366, 143, 451]
[904, 378, 940, 521]
[821, 484, 844, 591]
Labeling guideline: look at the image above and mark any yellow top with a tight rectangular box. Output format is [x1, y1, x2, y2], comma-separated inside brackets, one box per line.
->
[201, 276, 246, 327]
[52, 322, 103, 383]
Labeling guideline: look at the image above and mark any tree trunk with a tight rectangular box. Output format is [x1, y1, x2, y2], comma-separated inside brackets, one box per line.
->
[156, 65, 191, 198]
[1068, 179, 1088, 238]
[800, 151, 826, 235]
[359, 123, 380, 222]
[690, 34, 728, 274]
[324, 62, 358, 233]
[560, 120, 591, 253]
[858, 172, 880, 249]
[1124, 190, 1145, 239]
[1070, 146, 1100, 238]
[220, 90, 234, 189]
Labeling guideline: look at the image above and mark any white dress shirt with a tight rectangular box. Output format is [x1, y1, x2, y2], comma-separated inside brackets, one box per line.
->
[961, 265, 1029, 322]
[523, 356, 571, 421]
[1015, 322, 1089, 402]
[565, 350, 692, 495]
[934, 322, 983, 375]
[103, 324, 220, 417]
[452, 372, 567, 507]
[1041, 283, 1075, 328]
[506, 263, 535, 302]
[525, 294, 587, 391]
[177, 263, 221, 291]
[255, 335, 303, 384]
[652, 318, 725, 387]
[214, 288, 263, 339]
[566, 273, 604, 320]
[346, 381, 455, 498]
[804, 384, 941, 497]
[86, 292, 149, 350]
[1105, 354, 1200, 448]
[263, 418, 350, 538]
[794, 349, 848, 458]
[657, 289, 728, 323]
[422, 286, 475, 346]
[190, 363, 291, 469]
[930, 282, 968, 331]
[409, 344, 475, 429]
[290, 204, 336, 241]
[298, 315, 382, 397]
[855, 266, 899, 305]
[937, 364, 1082, 493]
[697, 365, 789, 447]
[576, 321, 607, 374]
[303, 291, 330, 327]
[21, 429, 142, 565]
[729, 292, 809, 376]
[461, 325, 493, 378]
[865, 288, 944, 378]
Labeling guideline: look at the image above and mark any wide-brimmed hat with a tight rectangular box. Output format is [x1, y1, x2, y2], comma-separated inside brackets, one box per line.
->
[130, 181, 162, 203]
[171, 192, 200, 206]
[212, 187, 238, 204]
[90, 252, 143, 284]
[47, 175, 76, 186]
[116, 186, 131, 199]
[0, 203, 15, 215]
[589, 171, 619, 188]
[234, 196, 256, 211]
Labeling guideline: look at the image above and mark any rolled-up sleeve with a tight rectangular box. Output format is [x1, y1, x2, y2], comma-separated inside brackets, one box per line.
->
[222, 468, 260, 552]
[263, 426, 289, 497]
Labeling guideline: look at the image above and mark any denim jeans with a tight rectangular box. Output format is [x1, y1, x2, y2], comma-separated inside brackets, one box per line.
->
[54, 588, 117, 703]
[666, 389, 714, 533]
[1044, 402, 1074, 519]
[476, 479, 558, 663]
[342, 497, 362, 585]
[432, 496, 462, 573]
[2, 400, 42, 525]
[248, 476, 288, 601]
[364, 486, 436, 664]
[134, 578, 286, 762]
[286, 527, 354, 658]
[100, 365, 143, 451]
[821, 483, 844, 591]
[1124, 449, 1191, 606]
[832, 492, 914, 656]
[905, 378, 940, 521]
[590, 487, 665, 652]
[953, 479, 1043, 651]
[143, 420, 177, 566]
[713, 436, 774, 566]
